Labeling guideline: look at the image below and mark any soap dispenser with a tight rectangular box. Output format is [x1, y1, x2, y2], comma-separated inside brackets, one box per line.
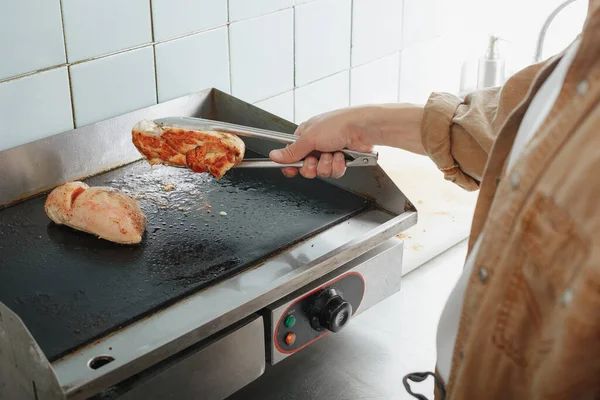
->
[477, 36, 505, 89]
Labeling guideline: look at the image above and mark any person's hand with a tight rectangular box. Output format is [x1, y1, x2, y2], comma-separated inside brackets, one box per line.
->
[269, 108, 374, 179]
[269, 104, 424, 179]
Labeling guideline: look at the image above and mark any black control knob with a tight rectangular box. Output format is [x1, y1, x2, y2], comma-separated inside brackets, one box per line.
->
[309, 288, 353, 333]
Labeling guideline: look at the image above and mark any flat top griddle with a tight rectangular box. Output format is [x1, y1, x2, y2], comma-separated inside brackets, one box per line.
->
[0, 161, 368, 361]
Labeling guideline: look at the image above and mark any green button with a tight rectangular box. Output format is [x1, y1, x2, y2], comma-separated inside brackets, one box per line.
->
[284, 315, 296, 328]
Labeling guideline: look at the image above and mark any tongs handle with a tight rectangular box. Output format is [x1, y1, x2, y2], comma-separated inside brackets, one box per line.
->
[236, 157, 374, 169]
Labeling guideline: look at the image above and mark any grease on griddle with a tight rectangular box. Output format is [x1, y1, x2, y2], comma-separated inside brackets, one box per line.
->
[16, 290, 110, 337]
[0, 161, 369, 360]
[108, 167, 217, 215]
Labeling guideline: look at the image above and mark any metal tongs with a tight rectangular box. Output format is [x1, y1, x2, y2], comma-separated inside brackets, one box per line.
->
[153, 117, 379, 169]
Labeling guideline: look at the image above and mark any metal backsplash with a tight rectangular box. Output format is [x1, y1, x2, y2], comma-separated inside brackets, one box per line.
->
[0, 89, 413, 216]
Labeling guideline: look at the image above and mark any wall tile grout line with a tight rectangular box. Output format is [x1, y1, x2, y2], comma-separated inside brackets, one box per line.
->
[227, 0, 233, 95]
[57, 0, 77, 128]
[295, 69, 348, 91]
[397, 50, 403, 103]
[293, 4, 297, 123]
[292, 87, 297, 124]
[254, 89, 293, 105]
[148, 0, 159, 104]
[151, 45, 159, 105]
[348, 0, 355, 105]
[300, 51, 402, 88]
[350, 49, 402, 70]
[401, 33, 443, 52]
[0, 43, 149, 85]
[400, 0, 406, 51]
[66, 68, 77, 128]
[293, 5, 297, 89]
[0, 64, 66, 85]
[148, 0, 156, 43]
[230, 5, 295, 24]
[398, 0, 406, 103]
[56, 0, 70, 73]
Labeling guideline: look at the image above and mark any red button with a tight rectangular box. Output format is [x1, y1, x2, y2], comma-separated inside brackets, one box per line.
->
[284, 333, 296, 346]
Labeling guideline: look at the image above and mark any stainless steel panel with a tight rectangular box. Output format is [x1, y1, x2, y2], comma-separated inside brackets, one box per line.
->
[265, 238, 404, 364]
[113, 316, 264, 400]
[353, 238, 404, 314]
[230, 241, 469, 400]
[0, 303, 64, 400]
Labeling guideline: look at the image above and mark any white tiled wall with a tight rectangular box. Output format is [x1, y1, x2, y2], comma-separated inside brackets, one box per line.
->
[61, 0, 152, 62]
[0, 68, 73, 150]
[151, 0, 228, 41]
[295, 0, 351, 86]
[229, 0, 294, 22]
[399, 37, 464, 104]
[155, 27, 230, 102]
[255, 91, 295, 122]
[0, 0, 66, 81]
[351, 53, 400, 106]
[230, 9, 294, 103]
[351, 0, 403, 66]
[70, 47, 157, 127]
[0, 0, 587, 152]
[295, 71, 350, 122]
[401, 0, 442, 49]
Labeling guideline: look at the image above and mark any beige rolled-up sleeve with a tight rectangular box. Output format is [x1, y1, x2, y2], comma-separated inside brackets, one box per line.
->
[420, 62, 546, 191]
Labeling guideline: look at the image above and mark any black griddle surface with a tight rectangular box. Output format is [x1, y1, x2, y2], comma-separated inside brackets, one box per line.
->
[0, 161, 368, 361]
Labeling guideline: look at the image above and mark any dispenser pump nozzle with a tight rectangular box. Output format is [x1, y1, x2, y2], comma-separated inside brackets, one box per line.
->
[486, 36, 501, 60]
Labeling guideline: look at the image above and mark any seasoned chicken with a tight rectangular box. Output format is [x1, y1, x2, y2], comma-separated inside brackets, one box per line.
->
[131, 120, 245, 179]
[45, 182, 147, 245]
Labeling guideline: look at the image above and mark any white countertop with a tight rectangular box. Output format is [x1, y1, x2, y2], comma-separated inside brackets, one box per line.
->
[376, 146, 478, 275]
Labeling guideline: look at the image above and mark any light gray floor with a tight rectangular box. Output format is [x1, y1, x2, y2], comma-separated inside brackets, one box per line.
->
[229, 240, 468, 400]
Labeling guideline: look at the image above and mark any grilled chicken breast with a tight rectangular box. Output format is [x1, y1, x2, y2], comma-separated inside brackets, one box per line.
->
[45, 182, 147, 245]
[131, 120, 245, 179]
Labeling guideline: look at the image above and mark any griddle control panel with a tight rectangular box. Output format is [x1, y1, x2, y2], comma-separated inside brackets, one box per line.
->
[274, 272, 365, 354]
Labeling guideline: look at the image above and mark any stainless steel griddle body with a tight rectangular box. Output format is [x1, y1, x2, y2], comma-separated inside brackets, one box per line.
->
[0, 89, 417, 400]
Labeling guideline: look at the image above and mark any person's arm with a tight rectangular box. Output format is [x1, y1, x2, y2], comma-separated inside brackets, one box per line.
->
[270, 62, 545, 187]
[421, 61, 546, 190]
[344, 104, 426, 155]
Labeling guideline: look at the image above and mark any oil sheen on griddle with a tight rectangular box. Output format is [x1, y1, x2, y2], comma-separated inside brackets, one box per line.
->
[0, 160, 369, 361]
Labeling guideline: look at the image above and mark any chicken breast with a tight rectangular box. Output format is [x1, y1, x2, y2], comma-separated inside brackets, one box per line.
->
[132, 119, 245, 179]
[45, 182, 147, 245]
